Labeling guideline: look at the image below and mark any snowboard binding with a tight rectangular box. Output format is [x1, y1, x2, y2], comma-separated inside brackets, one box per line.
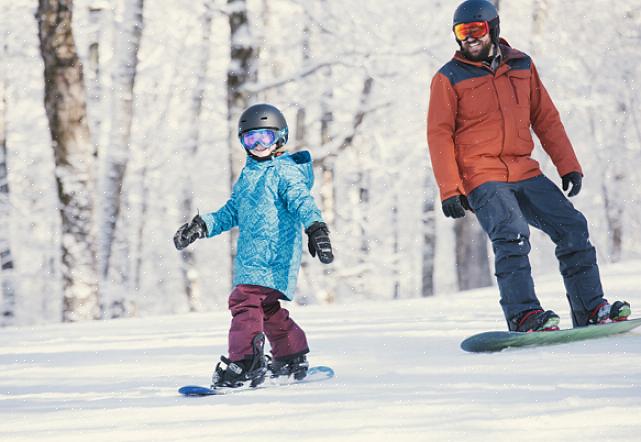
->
[268, 353, 310, 381]
[510, 309, 560, 332]
[211, 333, 268, 389]
[587, 300, 631, 325]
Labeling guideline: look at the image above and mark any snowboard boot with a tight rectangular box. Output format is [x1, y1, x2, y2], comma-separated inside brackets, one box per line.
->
[510, 309, 560, 332]
[587, 300, 631, 325]
[269, 353, 310, 381]
[211, 333, 268, 389]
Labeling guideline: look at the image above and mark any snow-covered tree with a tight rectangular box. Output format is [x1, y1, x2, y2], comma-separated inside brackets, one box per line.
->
[0, 36, 17, 325]
[36, 0, 98, 321]
[85, 3, 105, 158]
[97, 0, 144, 296]
[227, 0, 258, 184]
[178, 0, 215, 312]
[421, 172, 437, 297]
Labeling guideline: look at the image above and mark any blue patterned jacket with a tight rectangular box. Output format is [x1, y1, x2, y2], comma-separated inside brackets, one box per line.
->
[200, 151, 323, 300]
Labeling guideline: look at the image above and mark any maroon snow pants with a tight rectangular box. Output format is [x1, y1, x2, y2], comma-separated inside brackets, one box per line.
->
[228, 284, 309, 362]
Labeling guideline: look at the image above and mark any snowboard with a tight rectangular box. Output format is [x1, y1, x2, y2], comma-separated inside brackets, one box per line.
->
[461, 318, 641, 353]
[178, 365, 335, 396]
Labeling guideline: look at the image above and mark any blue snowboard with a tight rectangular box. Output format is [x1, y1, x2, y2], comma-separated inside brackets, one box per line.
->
[461, 318, 641, 353]
[179, 366, 335, 396]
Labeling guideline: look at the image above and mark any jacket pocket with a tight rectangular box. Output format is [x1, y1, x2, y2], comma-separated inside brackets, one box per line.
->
[517, 127, 532, 141]
[510, 126, 534, 155]
[468, 182, 498, 212]
[507, 69, 531, 105]
[456, 76, 499, 120]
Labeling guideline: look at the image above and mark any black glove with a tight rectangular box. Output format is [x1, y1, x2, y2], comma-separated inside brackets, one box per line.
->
[305, 221, 334, 264]
[562, 171, 582, 197]
[441, 195, 471, 219]
[174, 214, 208, 250]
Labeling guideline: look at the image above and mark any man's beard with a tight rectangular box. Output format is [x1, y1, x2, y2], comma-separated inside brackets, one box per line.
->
[461, 41, 494, 62]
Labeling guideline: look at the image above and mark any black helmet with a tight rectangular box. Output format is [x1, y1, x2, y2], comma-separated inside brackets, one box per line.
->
[453, 0, 500, 44]
[237, 103, 289, 146]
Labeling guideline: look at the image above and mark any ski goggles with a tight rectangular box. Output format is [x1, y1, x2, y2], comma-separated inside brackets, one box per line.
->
[239, 128, 285, 151]
[453, 21, 489, 41]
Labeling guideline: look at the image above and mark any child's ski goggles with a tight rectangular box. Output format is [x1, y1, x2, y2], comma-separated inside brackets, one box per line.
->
[453, 21, 489, 41]
[239, 128, 285, 151]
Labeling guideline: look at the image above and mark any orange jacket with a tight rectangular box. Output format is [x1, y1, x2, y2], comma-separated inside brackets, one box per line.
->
[427, 40, 582, 201]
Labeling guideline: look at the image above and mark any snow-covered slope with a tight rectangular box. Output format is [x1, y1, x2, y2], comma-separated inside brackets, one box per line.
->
[2, 261, 641, 441]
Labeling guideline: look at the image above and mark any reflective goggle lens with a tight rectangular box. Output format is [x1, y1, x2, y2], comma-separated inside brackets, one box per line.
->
[240, 129, 278, 150]
[453, 21, 489, 41]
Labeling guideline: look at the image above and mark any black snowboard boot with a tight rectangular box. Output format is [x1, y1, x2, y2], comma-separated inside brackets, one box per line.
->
[269, 353, 309, 381]
[587, 300, 631, 325]
[510, 309, 560, 332]
[211, 333, 268, 389]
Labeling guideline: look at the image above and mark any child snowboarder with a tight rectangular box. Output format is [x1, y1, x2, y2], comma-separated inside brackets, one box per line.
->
[173, 103, 333, 389]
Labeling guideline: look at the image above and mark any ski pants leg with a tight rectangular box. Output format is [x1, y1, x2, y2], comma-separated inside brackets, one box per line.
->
[467, 180, 540, 322]
[515, 175, 604, 325]
[228, 284, 308, 361]
[262, 293, 309, 360]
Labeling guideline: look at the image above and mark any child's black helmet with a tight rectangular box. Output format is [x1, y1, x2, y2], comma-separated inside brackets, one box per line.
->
[238, 103, 289, 146]
[453, 0, 500, 44]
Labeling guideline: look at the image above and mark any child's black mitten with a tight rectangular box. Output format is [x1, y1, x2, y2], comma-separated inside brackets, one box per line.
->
[305, 222, 334, 264]
[174, 214, 208, 250]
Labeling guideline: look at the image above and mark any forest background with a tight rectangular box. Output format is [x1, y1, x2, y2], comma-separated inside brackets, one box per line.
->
[1, 0, 640, 325]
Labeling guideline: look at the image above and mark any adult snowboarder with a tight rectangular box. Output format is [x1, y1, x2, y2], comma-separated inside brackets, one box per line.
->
[174, 103, 333, 389]
[427, 0, 630, 331]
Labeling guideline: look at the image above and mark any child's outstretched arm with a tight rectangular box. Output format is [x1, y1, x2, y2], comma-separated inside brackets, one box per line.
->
[199, 195, 238, 237]
[279, 169, 334, 264]
[173, 193, 238, 251]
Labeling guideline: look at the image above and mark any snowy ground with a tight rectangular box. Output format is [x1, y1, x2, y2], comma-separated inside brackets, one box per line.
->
[2, 261, 641, 442]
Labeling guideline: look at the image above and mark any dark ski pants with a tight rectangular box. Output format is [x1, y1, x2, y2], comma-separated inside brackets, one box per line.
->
[467, 175, 605, 326]
[228, 284, 309, 361]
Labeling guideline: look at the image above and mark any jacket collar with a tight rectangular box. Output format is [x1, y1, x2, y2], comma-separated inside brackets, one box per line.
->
[453, 38, 526, 71]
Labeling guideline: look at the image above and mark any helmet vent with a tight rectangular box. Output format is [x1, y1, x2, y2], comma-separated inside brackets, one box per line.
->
[260, 116, 268, 120]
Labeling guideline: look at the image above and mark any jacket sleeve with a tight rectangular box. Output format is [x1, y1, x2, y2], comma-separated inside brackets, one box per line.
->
[200, 187, 239, 238]
[427, 72, 466, 201]
[530, 62, 583, 176]
[278, 167, 323, 229]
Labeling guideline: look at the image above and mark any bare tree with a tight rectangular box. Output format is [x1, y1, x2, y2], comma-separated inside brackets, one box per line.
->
[314, 3, 339, 302]
[293, 8, 318, 304]
[86, 4, 104, 158]
[180, 0, 215, 311]
[226, 0, 259, 268]
[454, 217, 492, 290]
[421, 173, 437, 297]
[227, 0, 258, 185]
[316, 75, 375, 301]
[530, 0, 549, 57]
[573, 7, 636, 263]
[36, 0, 98, 321]
[0, 35, 17, 325]
[97, 0, 144, 288]
[589, 100, 628, 263]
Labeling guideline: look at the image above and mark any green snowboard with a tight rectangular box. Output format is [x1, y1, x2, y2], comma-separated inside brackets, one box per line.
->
[461, 318, 641, 353]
